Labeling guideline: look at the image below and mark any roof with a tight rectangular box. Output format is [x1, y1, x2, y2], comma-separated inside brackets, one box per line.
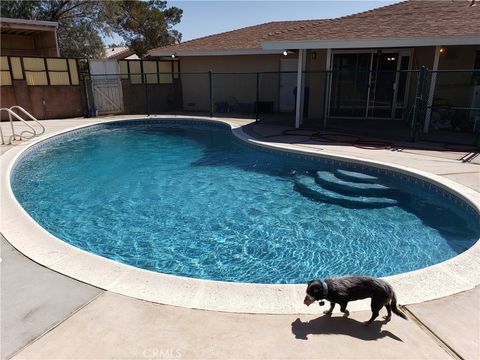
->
[263, 0, 480, 49]
[0, 17, 58, 35]
[148, 20, 323, 56]
[105, 46, 139, 60]
[149, 1, 480, 56]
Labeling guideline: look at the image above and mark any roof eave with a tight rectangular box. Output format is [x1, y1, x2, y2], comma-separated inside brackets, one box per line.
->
[261, 36, 480, 50]
[147, 48, 285, 57]
[0, 17, 58, 29]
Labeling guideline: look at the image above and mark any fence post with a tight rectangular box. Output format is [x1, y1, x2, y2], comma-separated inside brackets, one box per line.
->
[144, 73, 150, 116]
[83, 73, 94, 118]
[322, 70, 331, 130]
[411, 66, 427, 142]
[81, 74, 89, 117]
[209, 71, 213, 117]
[256, 72, 259, 122]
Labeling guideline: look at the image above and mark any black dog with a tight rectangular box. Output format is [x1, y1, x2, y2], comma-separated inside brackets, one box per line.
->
[304, 276, 408, 325]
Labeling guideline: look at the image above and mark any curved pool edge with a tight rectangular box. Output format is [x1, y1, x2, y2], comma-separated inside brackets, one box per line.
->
[1, 115, 479, 315]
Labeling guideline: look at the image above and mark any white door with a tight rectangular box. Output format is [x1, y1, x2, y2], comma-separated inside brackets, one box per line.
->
[279, 59, 298, 112]
[89, 60, 124, 114]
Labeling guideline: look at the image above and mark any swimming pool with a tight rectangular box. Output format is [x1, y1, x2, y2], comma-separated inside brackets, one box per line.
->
[11, 119, 480, 284]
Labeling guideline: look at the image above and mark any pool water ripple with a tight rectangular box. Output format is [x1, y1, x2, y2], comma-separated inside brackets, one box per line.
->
[11, 122, 479, 284]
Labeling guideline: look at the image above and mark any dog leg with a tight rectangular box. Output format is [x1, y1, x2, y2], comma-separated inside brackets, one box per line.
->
[364, 299, 382, 325]
[339, 302, 350, 318]
[364, 310, 380, 325]
[324, 302, 335, 315]
[383, 303, 392, 322]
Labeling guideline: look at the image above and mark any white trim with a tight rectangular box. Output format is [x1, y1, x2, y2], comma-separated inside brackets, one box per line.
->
[391, 55, 402, 119]
[1, 116, 479, 314]
[0, 17, 58, 28]
[148, 49, 285, 57]
[424, 46, 441, 133]
[147, 36, 479, 58]
[262, 36, 480, 50]
[391, 50, 413, 119]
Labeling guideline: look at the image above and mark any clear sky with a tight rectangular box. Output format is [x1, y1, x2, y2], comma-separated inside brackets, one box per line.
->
[104, 0, 402, 46]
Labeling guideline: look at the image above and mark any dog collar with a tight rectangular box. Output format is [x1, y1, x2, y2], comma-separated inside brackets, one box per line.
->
[321, 280, 328, 298]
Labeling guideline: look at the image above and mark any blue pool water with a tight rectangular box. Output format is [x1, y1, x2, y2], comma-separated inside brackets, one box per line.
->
[11, 121, 479, 284]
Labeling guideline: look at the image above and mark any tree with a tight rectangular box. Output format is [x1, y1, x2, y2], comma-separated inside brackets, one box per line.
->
[0, 1, 183, 59]
[107, 42, 125, 49]
[103, 1, 183, 58]
[58, 20, 106, 58]
[0, 0, 37, 19]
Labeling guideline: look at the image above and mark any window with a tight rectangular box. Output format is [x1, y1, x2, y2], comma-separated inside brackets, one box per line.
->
[143, 61, 158, 84]
[119, 60, 179, 84]
[24, 57, 48, 85]
[10, 57, 23, 80]
[47, 58, 70, 85]
[173, 61, 179, 79]
[159, 62, 173, 84]
[68, 59, 79, 85]
[129, 61, 142, 84]
[119, 61, 129, 80]
[0, 56, 12, 86]
[9, 57, 82, 86]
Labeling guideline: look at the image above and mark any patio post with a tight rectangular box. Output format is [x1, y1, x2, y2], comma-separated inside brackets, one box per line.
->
[323, 48, 332, 129]
[423, 45, 440, 133]
[295, 49, 306, 128]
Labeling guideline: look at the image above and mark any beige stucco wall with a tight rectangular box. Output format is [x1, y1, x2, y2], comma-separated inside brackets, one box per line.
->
[310, 46, 478, 120]
[176, 45, 478, 118]
[180, 54, 285, 73]
[402, 46, 478, 108]
[412, 46, 435, 69]
[179, 54, 293, 112]
[435, 45, 479, 107]
[305, 49, 328, 121]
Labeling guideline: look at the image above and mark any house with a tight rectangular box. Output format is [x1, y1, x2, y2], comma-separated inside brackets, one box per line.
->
[105, 46, 139, 60]
[0, 17, 59, 57]
[148, 0, 480, 140]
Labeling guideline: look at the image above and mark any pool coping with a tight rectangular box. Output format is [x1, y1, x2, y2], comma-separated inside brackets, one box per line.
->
[1, 115, 479, 315]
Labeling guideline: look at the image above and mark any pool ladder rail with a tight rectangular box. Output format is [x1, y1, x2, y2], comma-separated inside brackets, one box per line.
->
[0, 106, 45, 145]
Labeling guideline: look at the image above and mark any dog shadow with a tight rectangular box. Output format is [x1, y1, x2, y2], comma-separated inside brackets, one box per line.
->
[291, 315, 403, 342]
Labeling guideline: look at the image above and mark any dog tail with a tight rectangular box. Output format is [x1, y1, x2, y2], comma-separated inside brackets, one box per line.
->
[391, 292, 408, 320]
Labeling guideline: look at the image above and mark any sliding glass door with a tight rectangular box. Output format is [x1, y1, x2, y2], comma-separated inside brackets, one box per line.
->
[329, 50, 411, 119]
[329, 53, 370, 117]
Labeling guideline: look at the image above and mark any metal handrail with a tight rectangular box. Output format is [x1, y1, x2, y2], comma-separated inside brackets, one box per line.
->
[0, 121, 4, 145]
[0, 107, 36, 144]
[9, 105, 45, 136]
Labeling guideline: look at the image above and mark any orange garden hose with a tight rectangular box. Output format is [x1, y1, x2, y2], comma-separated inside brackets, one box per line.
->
[263, 128, 478, 152]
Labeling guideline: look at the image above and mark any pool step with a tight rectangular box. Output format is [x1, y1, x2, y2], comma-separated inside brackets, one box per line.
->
[294, 175, 397, 208]
[315, 171, 394, 197]
[334, 169, 378, 184]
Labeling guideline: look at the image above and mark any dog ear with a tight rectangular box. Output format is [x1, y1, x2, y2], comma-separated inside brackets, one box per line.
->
[307, 279, 315, 285]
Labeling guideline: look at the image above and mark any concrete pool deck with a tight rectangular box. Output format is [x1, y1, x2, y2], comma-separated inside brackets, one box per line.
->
[1, 115, 479, 359]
